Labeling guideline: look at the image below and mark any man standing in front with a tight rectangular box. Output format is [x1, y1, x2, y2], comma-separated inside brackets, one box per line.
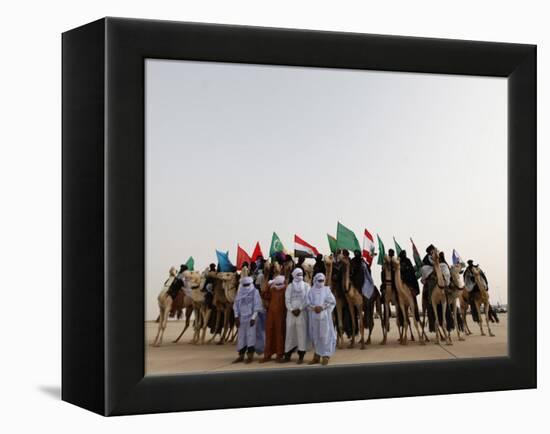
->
[284, 268, 310, 364]
[306, 273, 337, 366]
[260, 275, 287, 363]
[232, 276, 263, 364]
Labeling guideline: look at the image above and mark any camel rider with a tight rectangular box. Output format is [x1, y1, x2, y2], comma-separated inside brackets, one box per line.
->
[422, 244, 436, 266]
[201, 263, 217, 308]
[312, 253, 326, 277]
[284, 268, 311, 364]
[463, 260, 489, 293]
[380, 249, 397, 291]
[398, 250, 420, 296]
[167, 264, 188, 300]
[232, 276, 263, 364]
[306, 273, 337, 366]
[351, 250, 375, 299]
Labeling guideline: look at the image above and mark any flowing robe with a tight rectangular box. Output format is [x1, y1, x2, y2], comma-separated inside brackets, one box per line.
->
[284, 281, 310, 352]
[233, 288, 263, 352]
[306, 285, 337, 357]
[263, 286, 287, 358]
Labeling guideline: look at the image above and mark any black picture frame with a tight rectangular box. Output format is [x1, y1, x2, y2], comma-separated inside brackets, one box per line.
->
[62, 17, 536, 416]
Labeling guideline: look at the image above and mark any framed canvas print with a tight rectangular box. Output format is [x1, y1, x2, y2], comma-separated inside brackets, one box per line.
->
[62, 17, 536, 416]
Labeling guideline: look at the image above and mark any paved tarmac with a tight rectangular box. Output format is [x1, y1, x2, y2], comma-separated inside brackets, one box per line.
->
[145, 313, 507, 375]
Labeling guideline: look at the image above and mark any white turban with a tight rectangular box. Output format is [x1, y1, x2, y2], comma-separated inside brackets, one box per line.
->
[292, 267, 304, 282]
[269, 275, 286, 289]
[235, 276, 255, 303]
[313, 273, 326, 289]
[241, 276, 254, 286]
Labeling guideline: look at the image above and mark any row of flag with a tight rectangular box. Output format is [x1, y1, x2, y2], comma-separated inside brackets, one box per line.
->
[189, 221, 465, 273]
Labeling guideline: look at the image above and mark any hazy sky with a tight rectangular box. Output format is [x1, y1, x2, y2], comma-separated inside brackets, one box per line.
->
[145, 59, 507, 320]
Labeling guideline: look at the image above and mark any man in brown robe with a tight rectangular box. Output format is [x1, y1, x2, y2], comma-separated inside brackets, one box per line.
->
[260, 274, 287, 362]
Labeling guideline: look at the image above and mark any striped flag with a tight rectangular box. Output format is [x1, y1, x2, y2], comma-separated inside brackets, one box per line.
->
[452, 249, 463, 265]
[294, 235, 320, 258]
[362, 228, 375, 266]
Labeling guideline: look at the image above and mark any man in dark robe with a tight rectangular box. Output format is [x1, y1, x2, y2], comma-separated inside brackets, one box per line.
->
[398, 249, 420, 296]
[313, 253, 326, 277]
[380, 249, 396, 290]
[350, 250, 366, 291]
[422, 244, 436, 266]
[260, 275, 287, 362]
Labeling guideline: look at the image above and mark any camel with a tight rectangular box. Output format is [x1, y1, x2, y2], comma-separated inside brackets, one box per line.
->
[448, 263, 467, 341]
[302, 262, 314, 285]
[172, 270, 208, 344]
[324, 255, 348, 348]
[152, 267, 179, 347]
[466, 265, 495, 337]
[339, 254, 366, 349]
[392, 256, 424, 345]
[421, 249, 452, 345]
[208, 271, 239, 344]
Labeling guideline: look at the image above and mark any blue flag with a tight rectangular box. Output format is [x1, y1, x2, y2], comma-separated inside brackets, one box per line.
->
[452, 249, 463, 265]
[216, 250, 235, 272]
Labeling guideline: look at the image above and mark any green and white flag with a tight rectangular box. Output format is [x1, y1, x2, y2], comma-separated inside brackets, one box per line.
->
[269, 232, 285, 257]
[336, 222, 361, 252]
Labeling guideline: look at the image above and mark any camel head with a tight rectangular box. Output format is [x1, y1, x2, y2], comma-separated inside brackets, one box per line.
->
[169, 266, 177, 277]
[382, 255, 393, 275]
[450, 263, 465, 289]
[471, 266, 488, 291]
[240, 265, 249, 278]
[391, 255, 401, 269]
[431, 248, 440, 265]
[324, 255, 333, 266]
[218, 272, 238, 303]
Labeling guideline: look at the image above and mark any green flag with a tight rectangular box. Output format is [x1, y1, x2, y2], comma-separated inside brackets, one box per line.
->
[327, 234, 337, 254]
[269, 232, 285, 257]
[377, 235, 386, 265]
[410, 238, 422, 279]
[336, 222, 361, 252]
[393, 237, 403, 256]
[185, 256, 194, 271]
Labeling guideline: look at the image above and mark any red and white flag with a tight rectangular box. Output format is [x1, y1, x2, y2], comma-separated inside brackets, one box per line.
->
[294, 234, 320, 258]
[362, 228, 375, 266]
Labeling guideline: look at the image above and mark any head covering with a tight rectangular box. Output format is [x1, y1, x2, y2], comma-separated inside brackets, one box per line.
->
[292, 267, 304, 283]
[354, 249, 362, 258]
[269, 275, 286, 290]
[426, 244, 435, 254]
[234, 276, 255, 303]
[313, 273, 326, 289]
[398, 249, 407, 259]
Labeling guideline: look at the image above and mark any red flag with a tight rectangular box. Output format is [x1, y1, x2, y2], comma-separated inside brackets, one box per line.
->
[251, 242, 264, 263]
[236, 245, 252, 270]
[362, 228, 375, 266]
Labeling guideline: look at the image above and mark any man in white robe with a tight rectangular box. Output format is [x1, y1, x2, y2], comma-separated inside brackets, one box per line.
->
[232, 276, 263, 364]
[306, 273, 337, 366]
[284, 268, 310, 364]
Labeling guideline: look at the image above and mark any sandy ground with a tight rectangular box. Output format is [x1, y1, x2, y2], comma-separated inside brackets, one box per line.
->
[145, 313, 507, 375]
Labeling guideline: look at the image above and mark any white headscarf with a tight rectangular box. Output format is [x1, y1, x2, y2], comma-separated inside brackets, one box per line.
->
[292, 267, 304, 283]
[234, 276, 255, 302]
[269, 275, 286, 290]
[313, 273, 326, 289]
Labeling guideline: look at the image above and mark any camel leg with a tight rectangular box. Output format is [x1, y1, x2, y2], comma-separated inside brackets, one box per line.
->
[484, 300, 495, 337]
[431, 299, 441, 344]
[348, 299, 356, 348]
[381, 299, 390, 345]
[359, 303, 365, 350]
[474, 300, 485, 336]
[420, 302, 430, 342]
[201, 309, 213, 344]
[336, 300, 345, 348]
[399, 302, 408, 345]
[152, 306, 165, 346]
[453, 300, 464, 341]
[441, 299, 451, 345]
[208, 310, 222, 343]
[173, 307, 192, 343]
[218, 306, 231, 344]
